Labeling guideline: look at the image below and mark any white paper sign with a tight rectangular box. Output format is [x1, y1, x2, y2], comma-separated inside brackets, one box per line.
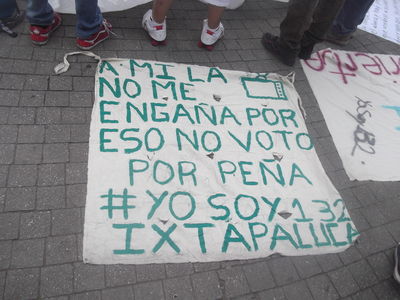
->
[302, 49, 400, 181]
[359, 0, 400, 45]
[83, 58, 358, 264]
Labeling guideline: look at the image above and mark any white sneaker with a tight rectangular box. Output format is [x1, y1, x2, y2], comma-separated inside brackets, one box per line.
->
[142, 9, 166, 42]
[200, 19, 224, 46]
[395, 243, 400, 284]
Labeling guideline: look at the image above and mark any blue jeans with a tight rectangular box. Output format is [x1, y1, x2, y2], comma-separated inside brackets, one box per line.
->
[331, 0, 375, 36]
[0, 0, 17, 19]
[26, 0, 103, 38]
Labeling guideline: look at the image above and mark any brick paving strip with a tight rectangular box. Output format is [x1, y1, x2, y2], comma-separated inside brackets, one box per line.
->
[0, 0, 400, 299]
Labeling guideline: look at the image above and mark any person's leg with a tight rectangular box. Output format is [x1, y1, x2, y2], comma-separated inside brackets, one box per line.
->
[0, 0, 17, 19]
[75, 0, 103, 39]
[298, 0, 345, 58]
[331, 0, 375, 36]
[207, 3, 225, 29]
[279, 0, 319, 50]
[26, 0, 54, 26]
[199, 4, 225, 48]
[152, 0, 174, 23]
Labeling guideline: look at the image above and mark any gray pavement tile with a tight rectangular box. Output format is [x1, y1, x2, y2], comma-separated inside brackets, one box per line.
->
[0, 107, 9, 124]
[32, 48, 56, 62]
[134, 280, 165, 300]
[66, 184, 86, 208]
[66, 163, 87, 184]
[0, 125, 18, 143]
[45, 91, 70, 107]
[355, 226, 396, 257]
[191, 271, 223, 300]
[37, 164, 65, 186]
[257, 287, 286, 300]
[12, 60, 36, 74]
[102, 285, 134, 300]
[0, 74, 26, 90]
[165, 263, 194, 278]
[73, 262, 105, 293]
[4, 267, 40, 299]
[0, 241, 12, 270]
[0, 188, 5, 211]
[41, 264, 74, 298]
[105, 265, 136, 287]
[242, 261, 275, 292]
[7, 164, 37, 187]
[0, 144, 15, 164]
[328, 267, 359, 298]
[46, 235, 78, 265]
[360, 205, 387, 227]
[24, 75, 49, 90]
[14, 143, 43, 164]
[339, 246, 362, 265]
[136, 263, 166, 282]
[349, 209, 371, 232]
[371, 279, 400, 300]
[37, 186, 65, 209]
[49, 76, 73, 91]
[218, 266, 251, 298]
[347, 260, 378, 289]
[367, 252, 393, 281]
[5, 186, 36, 211]
[351, 288, 378, 300]
[307, 274, 339, 300]
[268, 257, 299, 286]
[70, 92, 93, 107]
[0, 59, 14, 74]
[18, 125, 45, 143]
[386, 220, 400, 241]
[69, 143, 89, 163]
[0, 270, 5, 297]
[193, 261, 221, 272]
[291, 255, 322, 279]
[351, 185, 378, 207]
[0, 212, 19, 240]
[0, 90, 20, 106]
[164, 276, 194, 300]
[20, 211, 51, 239]
[73, 77, 95, 92]
[377, 201, 400, 223]
[45, 125, 71, 143]
[51, 208, 82, 235]
[70, 125, 90, 142]
[315, 253, 343, 272]
[11, 238, 45, 268]
[0, 167, 7, 188]
[36, 107, 62, 124]
[43, 143, 69, 163]
[8, 107, 36, 125]
[69, 291, 101, 300]
[9, 47, 33, 60]
[283, 280, 313, 300]
[61, 108, 87, 124]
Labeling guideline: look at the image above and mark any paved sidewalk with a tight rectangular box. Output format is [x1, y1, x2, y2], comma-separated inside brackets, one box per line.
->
[1, 0, 400, 299]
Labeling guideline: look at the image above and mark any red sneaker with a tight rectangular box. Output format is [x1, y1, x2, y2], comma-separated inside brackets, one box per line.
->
[29, 13, 62, 45]
[76, 19, 112, 50]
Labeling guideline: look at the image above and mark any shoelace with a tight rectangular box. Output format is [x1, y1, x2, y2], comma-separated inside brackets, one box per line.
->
[0, 20, 17, 37]
[103, 19, 118, 37]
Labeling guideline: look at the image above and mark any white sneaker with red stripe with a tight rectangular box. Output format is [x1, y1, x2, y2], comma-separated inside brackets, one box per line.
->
[142, 9, 167, 46]
[199, 19, 224, 50]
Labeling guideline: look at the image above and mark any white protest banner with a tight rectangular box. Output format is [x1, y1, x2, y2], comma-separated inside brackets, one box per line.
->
[49, 0, 245, 13]
[359, 0, 400, 45]
[301, 49, 400, 181]
[83, 58, 358, 264]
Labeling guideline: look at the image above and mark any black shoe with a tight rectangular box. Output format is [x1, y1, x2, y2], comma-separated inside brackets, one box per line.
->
[261, 32, 297, 67]
[326, 30, 352, 46]
[395, 243, 400, 284]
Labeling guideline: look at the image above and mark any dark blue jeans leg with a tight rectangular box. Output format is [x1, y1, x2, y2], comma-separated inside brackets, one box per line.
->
[0, 0, 17, 19]
[26, 0, 54, 26]
[331, 0, 375, 36]
[75, 0, 103, 39]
